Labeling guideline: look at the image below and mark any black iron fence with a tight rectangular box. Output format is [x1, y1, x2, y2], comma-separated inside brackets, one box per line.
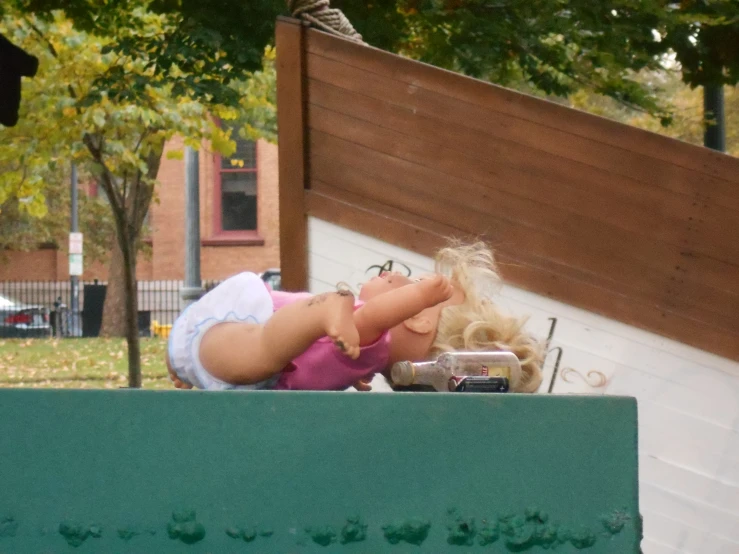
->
[0, 280, 222, 339]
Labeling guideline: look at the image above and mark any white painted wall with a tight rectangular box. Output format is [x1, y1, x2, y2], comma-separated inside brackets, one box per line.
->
[308, 217, 739, 554]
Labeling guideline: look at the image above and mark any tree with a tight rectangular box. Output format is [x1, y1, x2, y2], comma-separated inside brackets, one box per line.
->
[2, 0, 286, 98]
[389, 0, 738, 144]
[371, 0, 675, 121]
[0, 0, 682, 119]
[233, 1, 737, 138]
[0, 46, 276, 270]
[238, 46, 278, 144]
[570, 70, 739, 157]
[657, 0, 739, 150]
[0, 175, 115, 266]
[0, 8, 257, 387]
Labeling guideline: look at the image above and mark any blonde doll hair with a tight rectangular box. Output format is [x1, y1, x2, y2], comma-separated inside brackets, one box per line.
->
[429, 240, 544, 393]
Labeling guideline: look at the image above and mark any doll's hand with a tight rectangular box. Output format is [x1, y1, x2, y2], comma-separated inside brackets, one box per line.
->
[352, 377, 373, 391]
[417, 274, 454, 307]
[168, 366, 193, 389]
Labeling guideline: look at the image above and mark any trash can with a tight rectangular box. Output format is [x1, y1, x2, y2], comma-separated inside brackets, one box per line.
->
[137, 310, 151, 338]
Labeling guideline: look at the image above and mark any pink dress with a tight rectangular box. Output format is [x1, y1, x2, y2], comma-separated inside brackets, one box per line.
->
[268, 290, 392, 390]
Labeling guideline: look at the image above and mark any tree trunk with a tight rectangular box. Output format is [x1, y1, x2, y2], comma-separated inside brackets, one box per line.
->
[122, 238, 142, 388]
[100, 238, 127, 337]
[703, 84, 726, 152]
[82, 131, 160, 389]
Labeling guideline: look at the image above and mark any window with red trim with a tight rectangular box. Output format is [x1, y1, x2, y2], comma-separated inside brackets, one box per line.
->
[214, 131, 258, 235]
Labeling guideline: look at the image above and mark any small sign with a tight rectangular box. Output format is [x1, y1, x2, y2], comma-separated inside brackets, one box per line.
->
[69, 253, 83, 276]
[69, 232, 83, 255]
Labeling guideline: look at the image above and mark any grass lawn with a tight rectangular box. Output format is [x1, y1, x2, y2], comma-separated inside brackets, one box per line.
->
[0, 337, 171, 389]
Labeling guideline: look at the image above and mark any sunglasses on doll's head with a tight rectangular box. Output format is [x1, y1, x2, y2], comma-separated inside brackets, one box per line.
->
[365, 260, 412, 278]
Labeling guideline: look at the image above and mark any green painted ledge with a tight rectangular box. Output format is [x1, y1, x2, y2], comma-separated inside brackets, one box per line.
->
[0, 390, 640, 552]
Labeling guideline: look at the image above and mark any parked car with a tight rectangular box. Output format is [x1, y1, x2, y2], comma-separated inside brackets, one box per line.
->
[260, 268, 281, 291]
[0, 294, 51, 338]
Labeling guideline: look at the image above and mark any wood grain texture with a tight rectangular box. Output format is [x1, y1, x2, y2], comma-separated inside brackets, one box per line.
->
[275, 18, 309, 291]
[307, 125, 739, 330]
[306, 29, 739, 185]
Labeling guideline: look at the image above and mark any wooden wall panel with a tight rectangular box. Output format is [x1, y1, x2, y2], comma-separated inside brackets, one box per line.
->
[308, 135, 739, 332]
[275, 17, 309, 291]
[305, 30, 738, 185]
[275, 19, 739, 361]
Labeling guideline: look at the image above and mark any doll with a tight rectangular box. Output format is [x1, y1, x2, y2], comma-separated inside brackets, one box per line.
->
[167, 241, 543, 393]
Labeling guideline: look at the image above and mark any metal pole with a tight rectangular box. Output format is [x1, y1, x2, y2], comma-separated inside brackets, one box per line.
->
[703, 84, 726, 152]
[70, 163, 80, 335]
[181, 147, 203, 308]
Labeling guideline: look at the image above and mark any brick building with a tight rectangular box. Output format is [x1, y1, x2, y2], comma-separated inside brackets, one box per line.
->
[0, 135, 280, 282]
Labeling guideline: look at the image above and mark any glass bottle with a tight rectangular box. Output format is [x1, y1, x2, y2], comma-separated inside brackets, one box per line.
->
[390, 351, 520, 392]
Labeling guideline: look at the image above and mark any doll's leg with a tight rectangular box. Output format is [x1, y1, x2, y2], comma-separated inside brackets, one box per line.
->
[199, 291, 360, 385]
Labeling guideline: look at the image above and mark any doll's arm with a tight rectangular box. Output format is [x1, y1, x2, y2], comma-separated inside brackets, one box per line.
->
[353, 275, 453, 345]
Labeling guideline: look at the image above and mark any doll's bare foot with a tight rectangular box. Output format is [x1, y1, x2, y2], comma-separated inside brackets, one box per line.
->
[321, 290, 360, 359]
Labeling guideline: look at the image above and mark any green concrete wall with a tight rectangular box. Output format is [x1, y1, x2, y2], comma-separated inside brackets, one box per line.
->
[0, 390, 640, 552]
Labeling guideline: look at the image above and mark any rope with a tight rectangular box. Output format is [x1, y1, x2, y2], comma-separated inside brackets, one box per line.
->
[287, 0, 366, 44]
